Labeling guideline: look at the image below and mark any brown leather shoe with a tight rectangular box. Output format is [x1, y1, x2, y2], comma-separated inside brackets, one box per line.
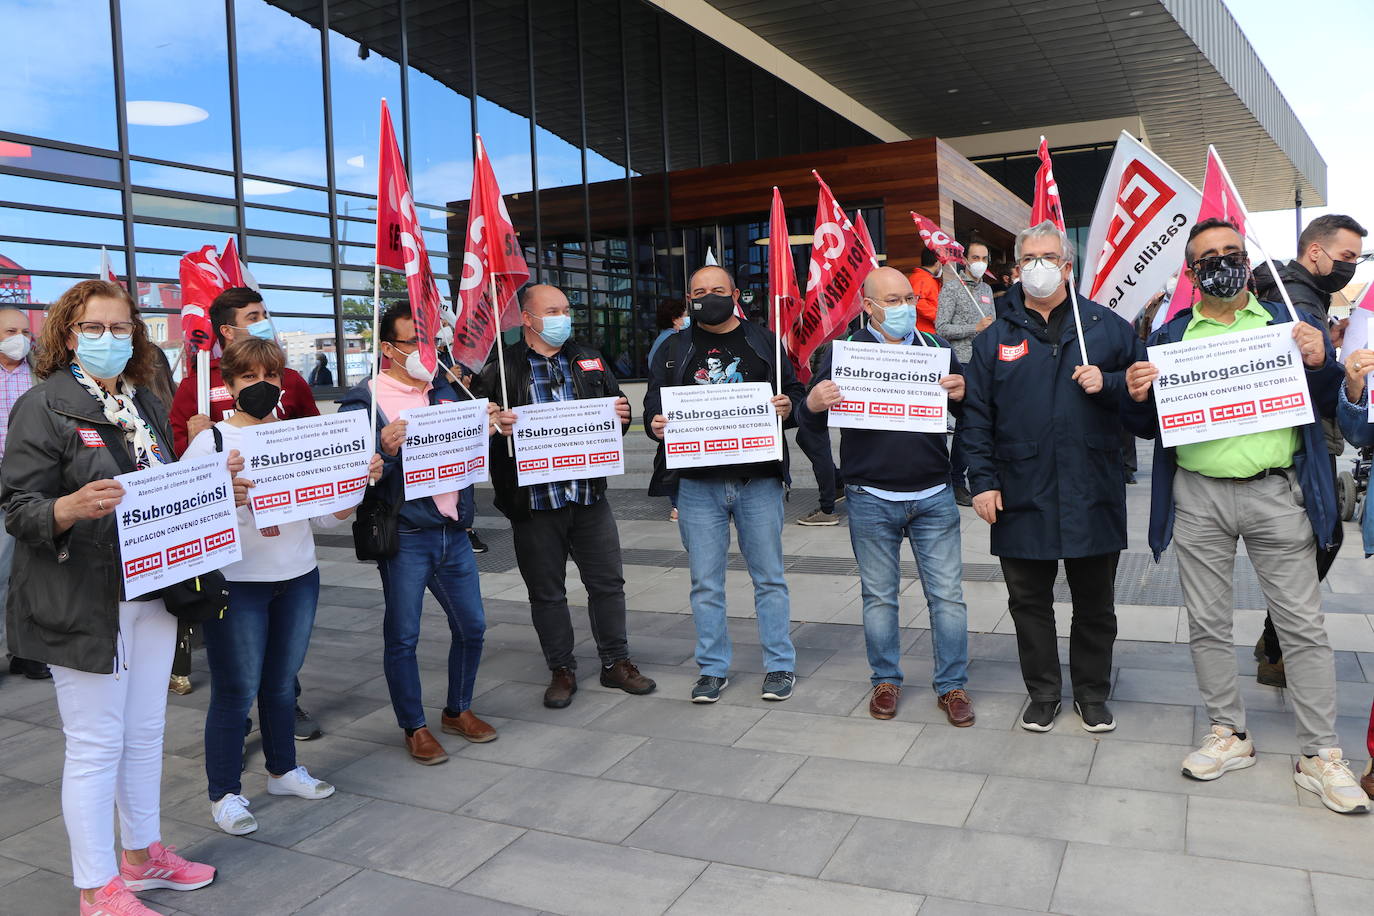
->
[938, 688, 975, 727]
[441, 709, 497, 743]
[544, 667, 577, 708]
[869, 683, 900, 720]
[600, 659, 656, 695]
[404, 726, 449, 765]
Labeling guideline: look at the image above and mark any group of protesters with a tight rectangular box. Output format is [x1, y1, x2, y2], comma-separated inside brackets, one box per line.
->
[2, 209, 1374, 914]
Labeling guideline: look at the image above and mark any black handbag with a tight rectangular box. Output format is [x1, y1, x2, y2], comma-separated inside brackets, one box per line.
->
[353, 485, 400, 561]
[157, 426, 231, 621]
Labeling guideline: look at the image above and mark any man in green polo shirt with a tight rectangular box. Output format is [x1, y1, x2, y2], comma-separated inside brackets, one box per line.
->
[1125, 217, 1368, 815]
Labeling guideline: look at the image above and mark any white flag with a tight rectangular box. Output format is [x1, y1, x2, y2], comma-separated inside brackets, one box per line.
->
[99, 247, 120, 286]
[1079, 131, 1201, 323]
[704, 246, 718, 266]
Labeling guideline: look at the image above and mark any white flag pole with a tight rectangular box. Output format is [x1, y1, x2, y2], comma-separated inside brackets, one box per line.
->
[196, 349, 210, 415]
[1209, 146, 1302, 324]
[1066, 266, 1090, 366]
[491, 273, 513, 457]
[774, 293, 784, 462]
[367, 260, 383, 474]
[943, 262, 988, 318]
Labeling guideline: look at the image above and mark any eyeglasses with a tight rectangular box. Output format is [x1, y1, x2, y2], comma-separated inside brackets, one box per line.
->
[1017, 254, 1064, 268]
[73, 321, 134, 340]
[1189, 251, 1249, 271]
[869, 294, 917, 308]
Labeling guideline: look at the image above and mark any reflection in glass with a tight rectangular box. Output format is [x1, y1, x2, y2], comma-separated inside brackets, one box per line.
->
[0, 242, 125, 277]
[130, 161, 235, 198]
[4, 207, 125, 246]
[3, 0, 117, 150]
[0, 174, 123, 214]
[245, 206, 331, 237]
[244, 235, 332, 264]
[472, 0, 533, 195]
[407, 0, 472, 223]
[328, 27, 401, 195]
[0, 143, 121, 183]
[235, 0, 327, 187]
[131, 192, 236, 228]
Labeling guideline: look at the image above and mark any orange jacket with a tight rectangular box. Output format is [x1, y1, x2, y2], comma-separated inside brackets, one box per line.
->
[908, 267, 943, 335]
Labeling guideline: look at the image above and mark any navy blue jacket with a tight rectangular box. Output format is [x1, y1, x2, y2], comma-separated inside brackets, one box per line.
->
[962, 284, 1145, 560]
[338, 376, 475, 530]
[1126, 298, 1342, 559]
[796, 326, 961, 492]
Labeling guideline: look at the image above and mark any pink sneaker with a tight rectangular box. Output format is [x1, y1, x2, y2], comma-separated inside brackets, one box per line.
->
[120, 841, 215, 892]
[80, 876, 159, 914]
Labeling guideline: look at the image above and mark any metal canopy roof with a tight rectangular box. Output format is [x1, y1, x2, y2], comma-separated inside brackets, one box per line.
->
[697, 0, 1325, 210]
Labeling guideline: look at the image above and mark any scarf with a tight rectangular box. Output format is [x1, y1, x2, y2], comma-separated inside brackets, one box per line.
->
[70, 363, 166, 470]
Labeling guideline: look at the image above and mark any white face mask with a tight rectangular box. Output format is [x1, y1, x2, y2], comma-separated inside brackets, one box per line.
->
[967, 261, 988, 280]
[389, 345, 432, 383]
[1020, 261, 1064, 299]
[0, 334, 30, 361]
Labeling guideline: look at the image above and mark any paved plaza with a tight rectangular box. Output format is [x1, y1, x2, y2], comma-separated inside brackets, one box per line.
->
[2, 431, 1373, 915]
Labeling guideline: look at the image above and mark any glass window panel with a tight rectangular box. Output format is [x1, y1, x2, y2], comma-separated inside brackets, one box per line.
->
[337, 218, 376, 251]
[623, 2, 664, 176]
[727, 57, 754, 163]
[0, 142, 121, 182]
[338, 244, 375, 269]
[0, 241, 124, 277]
[694, 41, 729, 167]
[245, 234, 331, 264]
[135, 279, 185, 313]
[328, 26, 401, 195]
[131, 192, 236, 227]
[243, 179, 328, 212]
[134, 221, 218, 252]
[663, 19, 699, 172]
[581, 0, 628, 183]
[473, 0, 533, 195]
[129, 161, 235, 197]
[0, 173, 123, 214]
[235, 0, 326, 187]
[257, 288, 337, 317]
[275, 316, 348, 380]
[120, 0, 233, 170]
[0, 273, 90, 307]
[245, 206, 331, 237]
[531, 0, 584, 200]
[339, 268, 374, 291]
[2, 206, 124, 245]
[244, 262, 332, 288]
[407, 0, 472, 217]
[133, 250, 182, 280]
[3, 0, 117, 149]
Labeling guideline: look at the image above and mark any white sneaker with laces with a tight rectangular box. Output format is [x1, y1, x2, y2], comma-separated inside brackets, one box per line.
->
[211, 793, 258, 835]
[1181, 725, 1256, 781]
[267, 765, 336, 799]
[1294, 748, 1371, 814]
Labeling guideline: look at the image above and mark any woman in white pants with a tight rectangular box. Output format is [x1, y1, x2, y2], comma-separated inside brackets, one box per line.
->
[1, 280, 230, 914]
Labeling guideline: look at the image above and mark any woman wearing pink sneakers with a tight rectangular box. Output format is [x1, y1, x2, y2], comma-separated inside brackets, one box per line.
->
[1, 281, 220, 914]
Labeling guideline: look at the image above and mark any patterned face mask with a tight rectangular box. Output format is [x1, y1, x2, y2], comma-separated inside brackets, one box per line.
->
[1191, 253, 1250, 301]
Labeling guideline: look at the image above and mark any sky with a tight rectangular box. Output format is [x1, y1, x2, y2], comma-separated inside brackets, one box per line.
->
[1226, 0, 1374, 276]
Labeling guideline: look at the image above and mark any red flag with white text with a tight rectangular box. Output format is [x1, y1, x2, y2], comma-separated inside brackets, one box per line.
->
[178, 245, 228, 355]
[375, 99, 442, 374]
[220, 237, 260, 291]
[1163, 146, 1251, 321]
[768, 186, 801, 341]
[454, 135, 530, 371]
[910, 212, 965, 265]
[1031, 138, 1065, 232]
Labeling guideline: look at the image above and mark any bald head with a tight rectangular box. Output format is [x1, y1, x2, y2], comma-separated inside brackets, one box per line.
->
[688, 266, 735, 298]
[520, 284, 568, 313]
[862, 267, 914, 302]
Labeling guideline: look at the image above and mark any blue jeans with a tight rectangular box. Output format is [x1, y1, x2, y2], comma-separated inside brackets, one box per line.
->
[203, 568, 320, 800]
[677, 476, 795, 677]
[847, 485, 969, 694]
[378, 523, 485, 729]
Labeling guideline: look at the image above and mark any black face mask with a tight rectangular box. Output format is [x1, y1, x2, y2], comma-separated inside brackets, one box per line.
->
[690, 293, 736, 326]
[1193, 258, 1250, 301]
[1316, 257, 1356, 293]
[236, 380, 281, 420]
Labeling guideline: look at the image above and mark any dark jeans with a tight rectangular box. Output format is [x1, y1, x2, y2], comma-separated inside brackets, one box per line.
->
[512, 497, 628, 670]
[795, 423, 840, 512]
[378, 523, 485, 729]
[949, 425, 969, 491]
[202, 568, 320, 800]
[1000, 552, 1120, 703]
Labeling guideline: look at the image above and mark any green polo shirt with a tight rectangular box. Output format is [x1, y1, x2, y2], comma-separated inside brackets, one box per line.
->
[1174, 294, 1299, 478]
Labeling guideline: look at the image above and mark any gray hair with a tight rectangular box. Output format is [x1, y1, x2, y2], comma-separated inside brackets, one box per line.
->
[1014, 220, 1074, 263]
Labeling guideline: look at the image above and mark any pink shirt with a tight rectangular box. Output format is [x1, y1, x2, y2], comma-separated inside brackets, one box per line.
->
[372, 372, 460, 521]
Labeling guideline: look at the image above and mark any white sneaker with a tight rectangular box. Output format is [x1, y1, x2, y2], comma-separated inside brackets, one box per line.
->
[267, 765, 336, 800]
[1181, 725, 1257, 781]
[1294, 748, 1371, 814]
[211, 793, 258, 835]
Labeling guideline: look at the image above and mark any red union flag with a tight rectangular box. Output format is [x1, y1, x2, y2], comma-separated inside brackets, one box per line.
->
[455, 135, 530, 372]
[768, 186, 801, 341]
[1031, 137, 1065, 232]
[910, 212, 965, 265]
[1164, 146, 1252, 321]
[220, 236, 259, 291]
[794, 170, 876, 382]
[375, 99, 442, 375]
[178, 245, 229, 352]
[1079, 131, 1200, 322]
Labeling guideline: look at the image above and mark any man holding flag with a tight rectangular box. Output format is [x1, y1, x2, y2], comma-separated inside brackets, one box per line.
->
[935, 236, 996, 506]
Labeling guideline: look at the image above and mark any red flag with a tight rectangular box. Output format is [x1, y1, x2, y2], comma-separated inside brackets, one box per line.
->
[178, 245, 228, 354]
[1163, 146, 1250, 321]
[454, 135, 530, 371]
[1031, 137, 1066, 232]
[910, 212, 966, 265]
[768, 187, 801, 340]
[793, 171, 876, 381]
[220, 237, 259, 291]
[853, 211, 881, 271]
[375, 99, 442, 375]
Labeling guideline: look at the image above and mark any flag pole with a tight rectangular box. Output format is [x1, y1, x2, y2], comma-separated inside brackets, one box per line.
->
[1210, 146, 1302, 324]
[196, 349, 210, 415]
[1066, 267, 1090, 366]
[367, 260, 383, 481]
[774, 293, 784, 462]
[491, 273, 513, 457]
[943, 262, 988, 318]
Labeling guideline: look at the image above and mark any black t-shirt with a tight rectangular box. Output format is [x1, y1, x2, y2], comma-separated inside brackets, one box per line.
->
[679, 323, 779, 480]
[1028, 301, 1070, 343]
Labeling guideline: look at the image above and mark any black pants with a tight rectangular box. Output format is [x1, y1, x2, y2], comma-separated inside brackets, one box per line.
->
[949, 423, 969, 491]
[512, 497, 628, 670]
[795, 424, 840, 512]
[1000, 552, 1120, 703]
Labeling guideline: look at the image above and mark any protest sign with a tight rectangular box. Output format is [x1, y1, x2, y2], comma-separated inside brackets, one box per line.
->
[661, 382, 779, 470]
[513, 396, 623, 486]
[1149, 325, 1313, 447]
[240, 412, 372, 527]
[830, 340, 951, 434]
[115, 454, 241, 600]
[401, 399, 490, 500]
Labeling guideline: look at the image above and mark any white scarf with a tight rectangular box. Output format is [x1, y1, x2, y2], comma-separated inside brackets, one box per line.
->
[70, 363, 167, 470]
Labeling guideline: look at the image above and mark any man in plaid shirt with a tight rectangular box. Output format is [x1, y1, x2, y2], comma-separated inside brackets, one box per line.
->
[0, 307, 45, 681]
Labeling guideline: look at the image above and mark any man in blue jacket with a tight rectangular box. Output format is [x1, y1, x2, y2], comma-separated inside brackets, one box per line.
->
[798, 267, 975, 725]
[962, 221, 1145, 734]
[1124, 218, 1367, 814]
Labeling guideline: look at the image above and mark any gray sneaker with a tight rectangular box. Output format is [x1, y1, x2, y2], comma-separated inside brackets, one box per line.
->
[691, 675, 729, 703]
[761, 671, 795, 701]
[797, 509, 839, 526]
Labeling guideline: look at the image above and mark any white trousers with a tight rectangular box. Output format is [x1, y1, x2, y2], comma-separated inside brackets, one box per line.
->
[50, 599, 176, 889]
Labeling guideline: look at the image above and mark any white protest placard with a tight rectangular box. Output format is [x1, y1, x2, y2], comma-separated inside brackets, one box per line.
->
[829, 339, 951, 434]
[661, 382, 779, 470]
[513, 396, 624, 486]
[401, 399, 490, 500]
[239, 412, 372, 527]
[116, 454, 241, 600]
[1149, 324, 1313, 448]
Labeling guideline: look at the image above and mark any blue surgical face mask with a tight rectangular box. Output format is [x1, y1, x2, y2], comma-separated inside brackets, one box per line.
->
[244, 317, 277, 342]
[537, 314, 572, 348]
[876, 303, 916, 340]
[679, 315, 691, 330]
[76, 331, 133, 379]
